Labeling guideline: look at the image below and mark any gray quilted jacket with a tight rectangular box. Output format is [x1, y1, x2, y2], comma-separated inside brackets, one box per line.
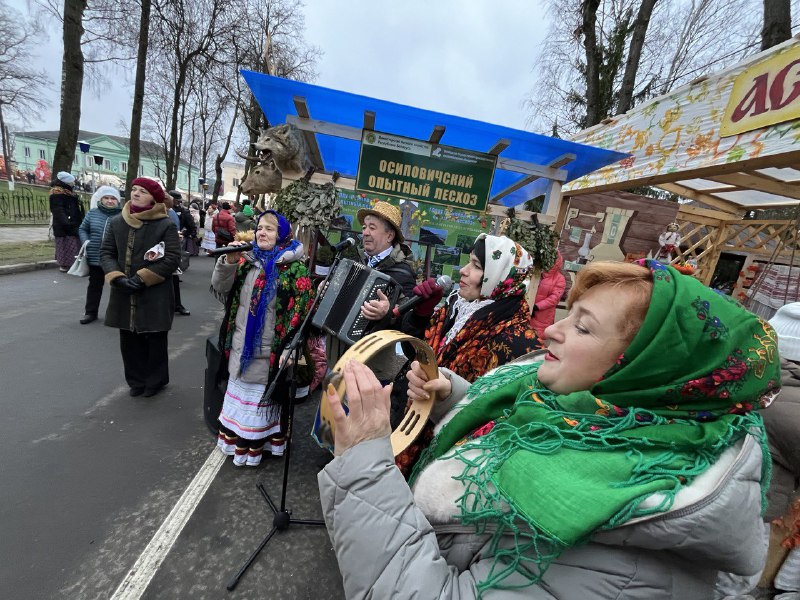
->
[318, 368, 768, 599]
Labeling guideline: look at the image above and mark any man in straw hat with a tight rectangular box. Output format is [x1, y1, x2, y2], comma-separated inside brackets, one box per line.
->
[355, 200, 416, 323]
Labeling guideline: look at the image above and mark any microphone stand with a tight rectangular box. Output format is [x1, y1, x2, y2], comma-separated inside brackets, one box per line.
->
[226, 241, 347, 591]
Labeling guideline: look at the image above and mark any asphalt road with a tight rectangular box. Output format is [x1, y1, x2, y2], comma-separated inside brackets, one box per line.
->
[0, 256, 345, 599]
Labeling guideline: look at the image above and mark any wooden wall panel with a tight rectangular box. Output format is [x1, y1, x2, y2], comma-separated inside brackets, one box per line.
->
[559, 191, 680, 262]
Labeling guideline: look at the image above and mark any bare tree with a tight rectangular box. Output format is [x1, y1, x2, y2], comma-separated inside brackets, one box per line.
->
[0, 0, 50, 180]
[125, 0, 152, 197]
[146, 0, 240, 190]
[52, 0, 87, 176]
[233, 0, 321, 198]
[762, 0, 792, 49]
[526, 0, 761, 135]
[617, 0, 658, 114]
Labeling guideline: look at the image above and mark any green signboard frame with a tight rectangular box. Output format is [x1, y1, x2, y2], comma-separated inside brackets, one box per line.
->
[355, 130, 497, 212]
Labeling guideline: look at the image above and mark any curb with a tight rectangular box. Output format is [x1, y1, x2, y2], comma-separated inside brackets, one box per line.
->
[0, 260, 59, 276]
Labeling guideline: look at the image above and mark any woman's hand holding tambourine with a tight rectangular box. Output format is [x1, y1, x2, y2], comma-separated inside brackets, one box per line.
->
[407, 361, 451, 402]
[325, 360, 393, 456]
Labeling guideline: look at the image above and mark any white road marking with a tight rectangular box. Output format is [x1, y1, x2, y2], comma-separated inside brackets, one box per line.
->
[109, 448, 226, 600]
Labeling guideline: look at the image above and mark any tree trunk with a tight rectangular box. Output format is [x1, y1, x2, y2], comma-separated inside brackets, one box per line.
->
[617, 0, 658, 115]
[581, 0, 602, 127]
[166, 60, 193, 191]
[0, 103, 11, 182]
[126, 0, 151, 198]
[52, 0, 86, 176]
[762, 0, 791, 50]
[213, 98, 241, 204]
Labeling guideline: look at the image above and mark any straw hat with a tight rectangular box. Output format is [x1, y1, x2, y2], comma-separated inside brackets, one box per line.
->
[357, 201, 404, 243]
[769, 302, 800, 362]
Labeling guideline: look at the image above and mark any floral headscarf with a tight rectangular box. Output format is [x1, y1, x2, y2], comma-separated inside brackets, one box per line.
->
[476, 233, 533, 299]
[412, 260, 781, 593]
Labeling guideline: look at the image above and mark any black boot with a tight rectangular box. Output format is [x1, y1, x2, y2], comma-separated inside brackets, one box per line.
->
[80, 313, 98, 324]
[175, 305, 190, 316]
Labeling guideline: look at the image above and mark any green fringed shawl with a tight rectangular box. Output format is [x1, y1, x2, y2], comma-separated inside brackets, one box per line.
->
[410, 261, 782, 593]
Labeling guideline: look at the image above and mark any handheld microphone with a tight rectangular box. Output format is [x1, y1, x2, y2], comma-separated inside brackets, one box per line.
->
[333, 237, 356, 252]
[391, 275, 454, 318]
[207, 242, 253, 256]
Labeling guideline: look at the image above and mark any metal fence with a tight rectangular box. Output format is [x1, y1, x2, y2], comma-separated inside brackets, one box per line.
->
[0, 189, 90, 224]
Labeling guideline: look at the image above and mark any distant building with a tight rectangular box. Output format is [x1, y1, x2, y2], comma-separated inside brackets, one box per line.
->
[11, 130, 198, 189]
[221, 161, 245, 199]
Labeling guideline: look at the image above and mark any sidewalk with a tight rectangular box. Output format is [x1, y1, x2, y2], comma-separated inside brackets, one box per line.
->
[0, 225, 56, 275]
[0, 225, 50, 243]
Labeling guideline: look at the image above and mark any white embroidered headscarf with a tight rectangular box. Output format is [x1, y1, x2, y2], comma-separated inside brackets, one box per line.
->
[443, 234, 533, 346]
[476, 233, 533, 298]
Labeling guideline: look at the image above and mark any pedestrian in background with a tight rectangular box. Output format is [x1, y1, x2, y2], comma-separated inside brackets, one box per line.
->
[167, 190, 192, 316]
[530, 251, 566, 338]
[200, 204, 217, 255]
[212, 201, 236, 248]
[762, 303, 800, 596]
[78, 186, 121, 324]
[49, 171, 84, 272]
[235, 200, 255, 232]
[100, 178, 180, 398]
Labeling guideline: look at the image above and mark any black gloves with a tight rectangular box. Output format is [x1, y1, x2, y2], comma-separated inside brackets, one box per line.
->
[112, 274, 145, 295]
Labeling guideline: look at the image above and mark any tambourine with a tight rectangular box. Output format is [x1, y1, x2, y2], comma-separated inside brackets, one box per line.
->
[314, 330, 438, 456]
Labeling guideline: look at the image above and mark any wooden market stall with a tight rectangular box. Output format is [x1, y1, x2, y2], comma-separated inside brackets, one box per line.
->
[558, 35, 800, 314]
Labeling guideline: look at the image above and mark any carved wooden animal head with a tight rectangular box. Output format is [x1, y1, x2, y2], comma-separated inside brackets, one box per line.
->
[240, 160, 282, 195]
[253, 123, 307, 176]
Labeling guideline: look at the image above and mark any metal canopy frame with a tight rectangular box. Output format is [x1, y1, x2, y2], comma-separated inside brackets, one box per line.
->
[240, 70, 627, 215]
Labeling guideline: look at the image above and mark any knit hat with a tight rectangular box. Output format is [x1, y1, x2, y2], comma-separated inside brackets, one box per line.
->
[131, 177, 165, 203]
[90, 185, 121, 210]
[56, 171, 75, 185]
[357, 200, 404, 242]
[769, 302, 800, 361]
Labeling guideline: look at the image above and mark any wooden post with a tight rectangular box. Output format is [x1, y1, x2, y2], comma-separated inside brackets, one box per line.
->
[701, 222, 731, 285]
[542, 180, 563, 218]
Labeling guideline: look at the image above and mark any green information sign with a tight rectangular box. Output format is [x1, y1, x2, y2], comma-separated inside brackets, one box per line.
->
[355, 130, 497, 212]
[328, 190, 490, 283]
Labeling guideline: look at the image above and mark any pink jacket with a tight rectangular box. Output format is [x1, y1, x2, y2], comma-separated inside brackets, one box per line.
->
[530, 252, 565, 338]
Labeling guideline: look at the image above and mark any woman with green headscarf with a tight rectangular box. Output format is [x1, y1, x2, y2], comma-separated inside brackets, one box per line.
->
[318, 260, 781, 599]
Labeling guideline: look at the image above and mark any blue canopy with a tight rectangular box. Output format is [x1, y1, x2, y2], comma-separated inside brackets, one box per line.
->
[241, 70, 627, 207]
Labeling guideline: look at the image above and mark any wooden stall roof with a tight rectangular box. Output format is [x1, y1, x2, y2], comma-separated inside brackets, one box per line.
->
[565, 36, 800, 214]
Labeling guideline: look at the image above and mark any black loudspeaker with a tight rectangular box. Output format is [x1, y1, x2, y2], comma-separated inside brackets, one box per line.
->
[204, 335, 228, 436]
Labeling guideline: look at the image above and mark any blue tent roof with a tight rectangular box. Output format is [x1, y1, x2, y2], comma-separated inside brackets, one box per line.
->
[241, 70, 627, 207]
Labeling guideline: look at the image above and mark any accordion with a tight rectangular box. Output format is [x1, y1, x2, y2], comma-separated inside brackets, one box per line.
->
[312, 258, 401, 347]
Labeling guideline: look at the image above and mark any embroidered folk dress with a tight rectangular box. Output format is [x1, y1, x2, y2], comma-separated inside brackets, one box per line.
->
[210, 244, 312, 454]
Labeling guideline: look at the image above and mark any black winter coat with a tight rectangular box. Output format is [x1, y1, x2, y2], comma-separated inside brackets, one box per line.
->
[49, 184, 84, 237]
[100, 202, 181, 332]
[173, 204, 197, 238]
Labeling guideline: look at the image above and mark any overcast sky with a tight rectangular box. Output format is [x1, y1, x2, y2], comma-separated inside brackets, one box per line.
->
[10, 0, 550, 137]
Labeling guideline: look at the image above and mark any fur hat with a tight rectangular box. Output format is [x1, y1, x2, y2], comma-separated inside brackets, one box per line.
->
[131, 177, 165, 203]
[356, 201, 404, 243]
[56, 171, 75, 185]
[769, 302, 800, 362]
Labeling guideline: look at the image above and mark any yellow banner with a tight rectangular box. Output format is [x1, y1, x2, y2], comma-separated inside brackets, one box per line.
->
[721, 44, 800, 137]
